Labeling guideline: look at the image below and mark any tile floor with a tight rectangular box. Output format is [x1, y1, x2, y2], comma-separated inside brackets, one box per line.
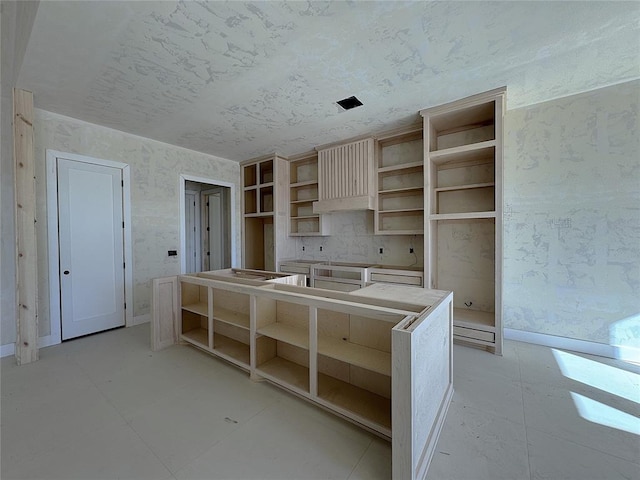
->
[1, 324, 638, 480]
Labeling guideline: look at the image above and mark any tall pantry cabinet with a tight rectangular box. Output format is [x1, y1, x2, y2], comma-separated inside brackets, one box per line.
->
[421, 87, 505, 355]
[241, 154, 295, 271]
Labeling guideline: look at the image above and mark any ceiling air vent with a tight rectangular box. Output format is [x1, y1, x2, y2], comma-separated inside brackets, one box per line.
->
[336, 96, 363, 110]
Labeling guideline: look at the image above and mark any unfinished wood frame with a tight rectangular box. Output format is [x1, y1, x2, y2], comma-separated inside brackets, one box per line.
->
[421, 87, 505, 355]
[13, 88, 38, 365]
[151, 269, 453, 479]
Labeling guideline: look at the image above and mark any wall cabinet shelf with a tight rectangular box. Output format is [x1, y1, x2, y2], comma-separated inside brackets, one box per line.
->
[288, 152, 329, 236]
[375, 128, 424, 235]
[422, 87, 504, 355]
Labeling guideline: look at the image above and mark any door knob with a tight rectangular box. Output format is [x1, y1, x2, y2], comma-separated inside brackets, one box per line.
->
[63, 270, 70, 275]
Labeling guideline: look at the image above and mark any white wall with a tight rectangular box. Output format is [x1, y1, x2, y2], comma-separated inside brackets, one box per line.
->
[503, 80, 639, 351]
[31, 109, 240, 338]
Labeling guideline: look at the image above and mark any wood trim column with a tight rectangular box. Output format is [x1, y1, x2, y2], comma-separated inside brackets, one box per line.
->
[13, 88, 38, 364]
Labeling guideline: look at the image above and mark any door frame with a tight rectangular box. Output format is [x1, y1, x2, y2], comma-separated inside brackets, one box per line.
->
[46, 150, 133, 347]
[184, 189, 201, 273]
[179, 174, 237, 273]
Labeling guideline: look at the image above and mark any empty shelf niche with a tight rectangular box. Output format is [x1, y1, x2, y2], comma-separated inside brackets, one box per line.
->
[316, 308, 394, 430]
[436, 218, 496, 337]
[429, 101, 495, 151]
[256, 298, 310, 393]
[212, 288, 250, 367]
[180, 282, 210, 349]
[244, 216, 275, 271]
[432, 147, 495, 215]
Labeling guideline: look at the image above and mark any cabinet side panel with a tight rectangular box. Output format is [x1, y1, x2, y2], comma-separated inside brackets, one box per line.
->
[151, 276, 178, 351]
[411, 300, 452, 476]
[392, 328, 413, 479]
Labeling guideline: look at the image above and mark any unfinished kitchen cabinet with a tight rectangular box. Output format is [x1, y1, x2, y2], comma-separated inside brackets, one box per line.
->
[315, 305, 393, 432]
[255, 298, 311, 394]
[313, 137, 376, 213]
[242, 154, 294, 271]
[288, 152, 330, 236]
[421, 87, 505, 354]
[310, 262, 371, 292]
[375, 127, 424, 235]
[153, 271, 454, 480]
[179, 280, 211, 350]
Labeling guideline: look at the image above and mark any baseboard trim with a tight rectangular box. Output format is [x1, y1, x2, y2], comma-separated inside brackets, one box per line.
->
[504, 328, 639, 363]
[0, 343, 15, 358]
[132, 314, 150, 326]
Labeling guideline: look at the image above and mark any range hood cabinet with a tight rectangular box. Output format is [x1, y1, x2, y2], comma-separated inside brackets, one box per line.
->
[313, 138, 376, 213]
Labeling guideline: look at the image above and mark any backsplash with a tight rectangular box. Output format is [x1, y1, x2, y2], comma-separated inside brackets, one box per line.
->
[295, 211, 424, 268]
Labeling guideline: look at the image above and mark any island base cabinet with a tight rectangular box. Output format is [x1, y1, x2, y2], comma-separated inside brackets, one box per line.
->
[152, 273, 453, 480]
[392, 294, 454, 480]
[256, 340, 310, 394]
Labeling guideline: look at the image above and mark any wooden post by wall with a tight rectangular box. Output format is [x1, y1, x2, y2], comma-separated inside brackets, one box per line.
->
[13, 88, 38, 364]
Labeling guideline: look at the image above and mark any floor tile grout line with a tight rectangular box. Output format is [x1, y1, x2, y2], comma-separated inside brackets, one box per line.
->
[525, 424, 640, 467]
[345, 438, 374, 480]
[514, 343, 534, 480]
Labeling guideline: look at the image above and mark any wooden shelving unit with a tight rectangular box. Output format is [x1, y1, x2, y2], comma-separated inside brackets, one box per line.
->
[180, 283, 211, 350]
[421, 87, 505, 355]
[375, 127, 424, 235]
[242, 155, 294, 271]
[289, 152, 329, 236]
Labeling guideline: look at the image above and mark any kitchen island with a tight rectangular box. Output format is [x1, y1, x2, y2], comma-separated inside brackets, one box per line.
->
[151, 268, 452, 480]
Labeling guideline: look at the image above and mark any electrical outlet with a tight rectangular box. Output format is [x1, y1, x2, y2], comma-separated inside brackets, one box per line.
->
[302, 246, 305, 251]
[320, 246, 323, 252]
[409, 247, 414, 253]
[379, 247, 384, 254]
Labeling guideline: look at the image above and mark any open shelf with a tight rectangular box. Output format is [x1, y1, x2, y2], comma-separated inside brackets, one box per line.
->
[430, 140, 495, 166]
[291, 199, 318, 205]
[259, 160, 274, 184]
[257, 355, 310, 393]
[318, 373, 391, 431]
[453, 308, 495, 331]
[258, 323, 308, 349]
[182, 302, 207, 316]
[430, 211, 495, 220]
[213, 334, 250, 366]
[378, 210, 424, 233]
[290, 180, 317, 188]
[181, 327, 209, 349]
[377, 161, 423, 174]
[243, 164, 257, 187]
[289, 152, 327, 236]
[434, 182, 495, 193]
[213, 306, 249, 330]
[318, 337, 391, 376]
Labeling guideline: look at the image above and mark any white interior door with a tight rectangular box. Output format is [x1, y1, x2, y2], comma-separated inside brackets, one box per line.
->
[58, 158, 125, 340]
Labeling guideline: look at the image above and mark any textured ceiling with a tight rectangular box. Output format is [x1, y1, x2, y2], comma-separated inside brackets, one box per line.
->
[16, 1, 640, 161]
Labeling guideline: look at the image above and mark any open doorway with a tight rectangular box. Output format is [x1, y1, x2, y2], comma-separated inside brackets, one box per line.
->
[180, 175, 236, 274]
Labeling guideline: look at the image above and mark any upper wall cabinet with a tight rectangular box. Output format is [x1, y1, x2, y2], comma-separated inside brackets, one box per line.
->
[313, 138, 376, 213]
[288, 152, 330, 236]
[421, 87, 505, 355]
[374, 126, 424, 235]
